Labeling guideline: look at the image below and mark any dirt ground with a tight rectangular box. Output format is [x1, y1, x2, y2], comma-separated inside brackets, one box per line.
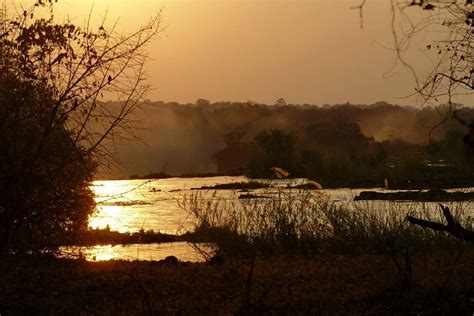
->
[1, 248, 473, 315]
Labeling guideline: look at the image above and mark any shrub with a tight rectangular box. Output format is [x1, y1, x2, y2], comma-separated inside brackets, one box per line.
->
[0, 70, 96, 251]
[0, 0, 159, 252]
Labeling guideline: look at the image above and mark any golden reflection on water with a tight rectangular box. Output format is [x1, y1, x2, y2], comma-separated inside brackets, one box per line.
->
[61, 243, 214, 262]
[89, 179, 199, 234]
[89, 205, 124, 231]
[88, 245, 116, 261]
[84, 179, 221, 262]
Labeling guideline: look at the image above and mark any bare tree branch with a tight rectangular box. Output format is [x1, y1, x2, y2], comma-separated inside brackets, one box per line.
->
[407, 204, 474, 242]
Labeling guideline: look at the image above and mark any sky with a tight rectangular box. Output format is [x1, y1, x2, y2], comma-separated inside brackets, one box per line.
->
[19, 0, 460, 106]
[6, 0, 467, 176]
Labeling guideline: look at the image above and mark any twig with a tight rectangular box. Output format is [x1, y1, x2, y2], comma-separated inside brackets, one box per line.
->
[351, 0, 368, 29]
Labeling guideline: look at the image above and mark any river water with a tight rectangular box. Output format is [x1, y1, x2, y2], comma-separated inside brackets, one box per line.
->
[62, 176, 473, 262]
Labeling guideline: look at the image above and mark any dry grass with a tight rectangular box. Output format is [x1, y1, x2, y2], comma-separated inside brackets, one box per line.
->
[181, 190, 473, 257]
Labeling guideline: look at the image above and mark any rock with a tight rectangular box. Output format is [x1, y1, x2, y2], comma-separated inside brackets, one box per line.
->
[238, 193, 268, 199]
[162, 256, 179, 265]
[354, 189, 474, 202]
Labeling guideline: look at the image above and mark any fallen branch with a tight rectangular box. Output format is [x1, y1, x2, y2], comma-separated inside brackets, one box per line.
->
[407, 204, 474, 243]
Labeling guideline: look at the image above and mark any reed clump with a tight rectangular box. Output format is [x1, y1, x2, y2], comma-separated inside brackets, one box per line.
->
[182, 190, 473, 257]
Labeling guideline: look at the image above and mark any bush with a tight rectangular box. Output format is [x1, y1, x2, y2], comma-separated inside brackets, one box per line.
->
[0, 70, 96, 252]
[0, 0, 159, 252]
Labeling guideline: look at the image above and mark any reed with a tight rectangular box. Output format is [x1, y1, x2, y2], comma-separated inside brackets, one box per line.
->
[181, 189, 473, 257]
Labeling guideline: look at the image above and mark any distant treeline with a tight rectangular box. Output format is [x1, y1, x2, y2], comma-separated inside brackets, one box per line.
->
[104, 100, 474, 188]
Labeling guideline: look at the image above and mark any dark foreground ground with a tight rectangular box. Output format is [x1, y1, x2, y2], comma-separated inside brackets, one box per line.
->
[1, 249, 474, 315]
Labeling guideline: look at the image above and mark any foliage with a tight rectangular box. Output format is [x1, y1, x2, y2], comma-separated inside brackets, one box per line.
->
[410, 1, 473, 103]
[246, 122, 473, 188]
[249, 129, 295, 177]
[113, 100, 474, 179]
[0, 0, 160, 252]
[0, 71, 96, 251]
[183, 190, 473, 258]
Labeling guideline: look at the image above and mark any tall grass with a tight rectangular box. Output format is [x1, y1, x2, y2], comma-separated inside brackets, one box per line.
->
[181, 189, 473, 257]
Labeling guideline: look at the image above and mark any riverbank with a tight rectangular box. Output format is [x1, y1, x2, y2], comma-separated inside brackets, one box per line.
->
[3, 193, 474, 313]
[1, 249, 473, 314]
[72, 228, 199, 246]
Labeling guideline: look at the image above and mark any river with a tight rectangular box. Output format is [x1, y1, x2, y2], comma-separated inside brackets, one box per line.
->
[61, 176, 473, 262]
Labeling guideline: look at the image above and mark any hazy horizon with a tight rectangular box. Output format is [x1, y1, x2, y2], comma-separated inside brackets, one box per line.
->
[8, 0, 468, 178]
[28, 0, 468, 106]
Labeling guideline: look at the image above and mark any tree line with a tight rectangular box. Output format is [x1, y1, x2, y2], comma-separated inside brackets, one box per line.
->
[117, 100, 474, 188]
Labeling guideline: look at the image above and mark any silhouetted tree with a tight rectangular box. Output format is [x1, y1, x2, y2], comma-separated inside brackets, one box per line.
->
[275, 98, 287, 106]
[254, 129, 295, 175]
[196, 98, 211, 107]
[0, 0, 160, 252]
[0, 71, 96, 251]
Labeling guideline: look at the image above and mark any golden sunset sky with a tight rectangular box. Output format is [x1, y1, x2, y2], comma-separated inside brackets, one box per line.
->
[9, 0, 464, 105]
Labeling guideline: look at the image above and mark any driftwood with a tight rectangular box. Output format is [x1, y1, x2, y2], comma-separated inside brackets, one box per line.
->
[407, 204, 474, 243]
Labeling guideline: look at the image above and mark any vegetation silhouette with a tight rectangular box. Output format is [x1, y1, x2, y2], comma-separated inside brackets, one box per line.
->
[120, 101, 474, 185]
[354, 0, 472, 107]
[0, 1, 472, 315]
[0, 0, 160, 252]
